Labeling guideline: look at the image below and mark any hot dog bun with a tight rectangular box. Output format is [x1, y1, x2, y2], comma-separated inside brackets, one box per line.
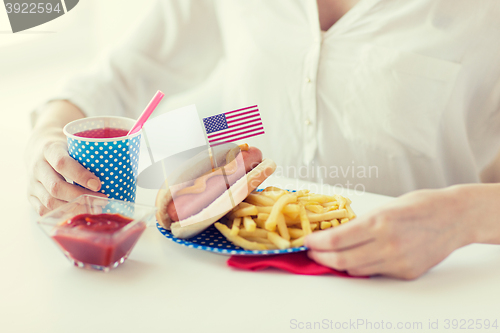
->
[155, 146, 276, 239]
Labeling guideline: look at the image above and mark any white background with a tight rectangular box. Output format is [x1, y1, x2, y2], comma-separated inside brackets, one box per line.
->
[0, 0, 157, 113]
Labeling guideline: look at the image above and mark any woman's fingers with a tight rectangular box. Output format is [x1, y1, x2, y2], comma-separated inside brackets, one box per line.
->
[307, 243, 421, 279]
[305, 218, 375, 251]
[28, 195, 49, 216]
[28, 141, 107, 214]
[345, 261, 386, 277]
[307, 239, 383, 271]
[34, 160, 105, 202]
[43, 141, 101, 192]
[30, 180, 67, 212]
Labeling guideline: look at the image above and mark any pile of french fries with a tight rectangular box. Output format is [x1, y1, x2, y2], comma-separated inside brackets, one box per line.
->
[214, 187, 356, 251]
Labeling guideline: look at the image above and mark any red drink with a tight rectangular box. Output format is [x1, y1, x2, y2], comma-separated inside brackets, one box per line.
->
[51, 213, 146, 267]
[74, 128, 129, 139]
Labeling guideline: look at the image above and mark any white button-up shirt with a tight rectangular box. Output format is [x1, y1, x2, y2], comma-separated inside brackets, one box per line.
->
[52, 0, 500, 196]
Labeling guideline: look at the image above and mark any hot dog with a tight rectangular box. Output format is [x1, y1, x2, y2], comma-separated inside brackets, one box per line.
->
[166, 146, 263, 221]
[155, 144, 276, 239]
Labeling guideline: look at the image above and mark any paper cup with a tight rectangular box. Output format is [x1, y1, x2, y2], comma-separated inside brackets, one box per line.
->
[63, 116, 141, 203]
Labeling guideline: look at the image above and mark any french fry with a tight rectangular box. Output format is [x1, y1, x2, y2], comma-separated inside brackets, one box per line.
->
[262, 187, 288, 196]
[243, 216, 256, 232]
[308, 209, 347, 222]
[239, 228, 269, 238]
[299, 200, 321, 206]
[268, 231, 291, 249]
[345, 203, 356, 219]
[284, 216, 301, 226]
[299, 205, 312, 235]
[230, 217, 241, 236]
[262, 190, 287, 201]
[216, 188, 355, 251]
[264, 194, 297, 231]
[335, 195, 347, 209]
[256, 213, 270, 222]
[256, 204, 299, 217]
[215, 223, 267, 251]
[299, 195, 336, 203]
[305, 204, 324, 214]
[288, 228, 304, 239]
[232, 205, 259, 217]
[245, 236, 273, 244]
[261, 222, 276, 232]
[276, 213, 290, 241]
[256, 206, 272, 214]
[320, 221, 332, 229]
[282, 204, 300, 219]
[245, 193, 275, 206]
[291, 236, 305, 247]
[294, 189, 310, 197]
[255, 213, 269, 228]
[284, 209, 348, 224]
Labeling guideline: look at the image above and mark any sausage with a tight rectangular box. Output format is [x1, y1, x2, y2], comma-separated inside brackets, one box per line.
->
[167, 147, 262, 221]
[243, 147, 263, 173]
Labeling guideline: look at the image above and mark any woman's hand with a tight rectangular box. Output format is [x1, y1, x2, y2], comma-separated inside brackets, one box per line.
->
[25, 101, 105, 215]
[304, 185, 500, 280]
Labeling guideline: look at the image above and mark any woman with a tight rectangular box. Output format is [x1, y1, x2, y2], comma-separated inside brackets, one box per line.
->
[25, 0, 500, 279]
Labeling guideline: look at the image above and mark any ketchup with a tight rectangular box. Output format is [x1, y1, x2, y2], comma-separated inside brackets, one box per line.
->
[74, 128, 129, 139]
[52, 213, 146, 268]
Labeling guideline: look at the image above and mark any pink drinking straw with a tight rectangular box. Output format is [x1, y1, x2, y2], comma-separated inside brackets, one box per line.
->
[127, 90, 165, 135]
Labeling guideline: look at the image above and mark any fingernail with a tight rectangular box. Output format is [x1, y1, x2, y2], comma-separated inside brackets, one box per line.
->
[87, 179, 100, 192]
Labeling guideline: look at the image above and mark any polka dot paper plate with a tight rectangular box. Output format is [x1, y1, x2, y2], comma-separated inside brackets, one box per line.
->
[156, 223, 307, 256]
[156, 190, 308, 256]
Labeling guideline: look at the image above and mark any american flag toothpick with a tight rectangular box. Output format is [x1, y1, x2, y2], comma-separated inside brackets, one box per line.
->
[202, 105, 265, 147]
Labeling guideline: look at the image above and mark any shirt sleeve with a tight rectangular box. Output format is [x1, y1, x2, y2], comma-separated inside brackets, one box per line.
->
[33, 0, 222, 122]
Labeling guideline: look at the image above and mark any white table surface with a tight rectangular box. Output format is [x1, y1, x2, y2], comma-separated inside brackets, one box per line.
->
[2, 176, 500, 333]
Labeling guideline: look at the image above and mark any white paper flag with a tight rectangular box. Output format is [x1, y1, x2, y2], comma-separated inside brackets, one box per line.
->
[136, 104, 208, 189]
[142, 104, 207, 163]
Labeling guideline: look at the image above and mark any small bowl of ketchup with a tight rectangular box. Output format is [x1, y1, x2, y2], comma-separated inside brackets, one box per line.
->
[37, 195, 157, 272]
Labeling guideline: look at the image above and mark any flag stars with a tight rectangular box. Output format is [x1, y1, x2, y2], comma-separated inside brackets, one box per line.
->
[203, 114, 228, 134]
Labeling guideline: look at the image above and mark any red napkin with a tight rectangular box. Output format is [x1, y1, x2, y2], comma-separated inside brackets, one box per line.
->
[227, 251, 368, 278]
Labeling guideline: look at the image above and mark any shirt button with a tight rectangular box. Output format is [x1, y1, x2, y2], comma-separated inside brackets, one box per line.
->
[304, 119, 311, 126]
[305, 77, 311, 83]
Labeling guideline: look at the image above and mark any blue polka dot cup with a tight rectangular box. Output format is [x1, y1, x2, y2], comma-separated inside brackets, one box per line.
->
[63, 116, 141, 203]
